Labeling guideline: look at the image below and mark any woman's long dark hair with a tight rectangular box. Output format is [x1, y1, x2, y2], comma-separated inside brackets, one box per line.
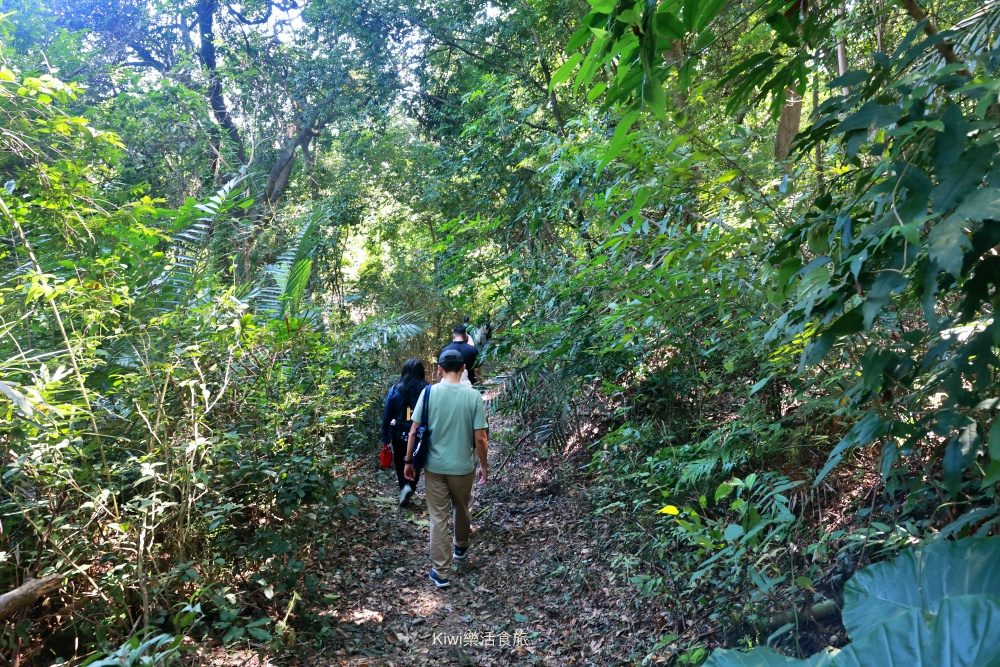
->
[395, 358, 427, 408]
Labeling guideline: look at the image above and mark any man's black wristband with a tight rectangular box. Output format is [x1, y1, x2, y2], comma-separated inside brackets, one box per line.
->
[404, 459, 413, 464]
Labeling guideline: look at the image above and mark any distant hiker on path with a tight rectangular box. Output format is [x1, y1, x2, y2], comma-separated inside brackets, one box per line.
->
[381, 358, 429, 507]
[441, 324, 479, 387]
[404, 349, 488, 588]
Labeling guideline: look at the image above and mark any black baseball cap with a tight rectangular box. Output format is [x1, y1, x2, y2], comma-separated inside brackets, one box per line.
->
[438, 349, 465, 365]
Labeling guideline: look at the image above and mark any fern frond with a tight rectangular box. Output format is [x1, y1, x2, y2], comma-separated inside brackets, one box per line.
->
[679, 456, 719, 487]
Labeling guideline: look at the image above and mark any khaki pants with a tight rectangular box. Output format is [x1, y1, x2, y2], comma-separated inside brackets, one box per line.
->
[424, 470, 474, 578]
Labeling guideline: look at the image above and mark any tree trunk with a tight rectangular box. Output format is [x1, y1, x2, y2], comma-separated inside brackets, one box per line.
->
[265, 141, 299, 207]
[836, 2, 850, 95]
[814, 71, 824, 189]
[197, 0, 247, 167]
[775, 88, 803, 161]
[264, 124, 319, 208]
[874, 0, 885, 53]
[669, 41, 689, 107]
[300, 141, 321, 201]
[527, 25, 566, 136]
[0, 576, 63, 624]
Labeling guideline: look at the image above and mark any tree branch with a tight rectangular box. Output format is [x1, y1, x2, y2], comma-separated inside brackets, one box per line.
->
[433, 33, 529, 62]
[265, 115, 328, 207]
[408, 89, 559, 135]
[525, 21, 565, 136]
[417, 23, 547, 94]
[522, 119, 559, 134]
[127, 42, 168, 73]
[0, 576, 64, 624]
[898, 0, 971, 76]
[221, 0, 274, 25]
[123, 61, 166, 69]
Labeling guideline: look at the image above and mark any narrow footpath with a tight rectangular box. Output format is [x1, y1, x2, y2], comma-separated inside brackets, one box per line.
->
[305, 420, 672, 666]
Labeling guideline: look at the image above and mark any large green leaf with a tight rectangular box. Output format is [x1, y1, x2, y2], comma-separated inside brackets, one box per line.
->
[549, 53, 583, 90]
[930, 144, 994, 214]
[706, 546, 1000, 667]
[655, 9, 684, 40]
[927, 213, 972, 278]
[695, 0, 726, 31]
[832, 101, 901, 135]
[639, 0, 666, 121]
[956, 186, 1000, 222]
[705, 646, 836, 667]
[935, 104, 967, 176]
[842, 537, 1000, 639]
[862, 271, 908, 329]
[834, 596, 1000, 667]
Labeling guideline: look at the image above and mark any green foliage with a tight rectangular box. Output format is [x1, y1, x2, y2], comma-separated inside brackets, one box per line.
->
[159, 176, 254, 309]
[0, 21, 415, 660]
[402, 0, 1000, 661]
[706, 538, 1000, 666]
[259, 216, 320, 319]
[842, 537, 1000, 636]
[764, 31, 1000, 501]
[83, 633, 189, 667]
[706, 647, 835, 667]
[82, 604, 201, 666]
[3, 0, 1000, 661]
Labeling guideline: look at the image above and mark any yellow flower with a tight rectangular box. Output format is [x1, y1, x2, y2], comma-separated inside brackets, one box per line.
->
[657, 505, 680, 515]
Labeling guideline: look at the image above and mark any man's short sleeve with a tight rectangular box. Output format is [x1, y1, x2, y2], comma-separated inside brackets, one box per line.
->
[412, 389, 426, 425]
[473, 393, 487, 430]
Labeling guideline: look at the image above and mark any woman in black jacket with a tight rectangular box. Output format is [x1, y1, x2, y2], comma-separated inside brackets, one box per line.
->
[381, 358, 428, 507]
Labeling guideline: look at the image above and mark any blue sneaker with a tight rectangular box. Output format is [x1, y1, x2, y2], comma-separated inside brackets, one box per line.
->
[453, 545, 469, 562]
[429, 569, 450, 588]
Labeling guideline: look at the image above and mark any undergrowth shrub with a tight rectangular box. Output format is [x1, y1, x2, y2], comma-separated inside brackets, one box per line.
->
[0, 50, 420, 661]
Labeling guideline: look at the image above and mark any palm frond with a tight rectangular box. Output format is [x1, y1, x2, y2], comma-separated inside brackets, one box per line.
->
[257, 217, 320, 318]
[950, 0, 1000, 56]
[339, 312, 429, 359]
[491, 364, 578, 412]
[911, 1, 1000, 71]
[153, 176, 250, 310]
[491, 364, 582, 452]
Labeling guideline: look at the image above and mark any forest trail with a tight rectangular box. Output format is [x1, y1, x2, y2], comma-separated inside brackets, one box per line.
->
[306, 415, 670, 667]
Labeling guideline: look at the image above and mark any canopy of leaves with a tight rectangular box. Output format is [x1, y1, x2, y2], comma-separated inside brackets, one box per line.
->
[2, 0, 1000, 662]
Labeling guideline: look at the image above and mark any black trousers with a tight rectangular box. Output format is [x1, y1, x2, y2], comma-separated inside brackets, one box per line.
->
[392, 437, 420, 490]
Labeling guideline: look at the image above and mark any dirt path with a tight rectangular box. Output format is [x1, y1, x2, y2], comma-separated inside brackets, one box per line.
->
[305, 423, 671, 666]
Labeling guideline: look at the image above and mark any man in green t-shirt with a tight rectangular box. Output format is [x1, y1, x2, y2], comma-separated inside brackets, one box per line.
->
[404, 348, 488, 589]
